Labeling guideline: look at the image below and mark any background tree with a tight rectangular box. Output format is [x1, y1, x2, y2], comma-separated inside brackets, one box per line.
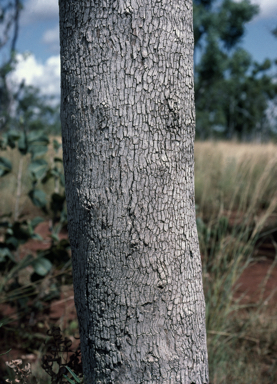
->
[59, 0, 209, 382]
[194, 0, 277, 140]
[0, 0, 22, 131]
[0, 1, 61, 135]
[11, 83, 61, 134]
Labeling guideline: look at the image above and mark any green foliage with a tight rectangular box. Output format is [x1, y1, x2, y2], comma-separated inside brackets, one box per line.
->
[31, 256, 52, 277]
[0, 130, 69, 322]
[28, 188, 47, 208]
[1, 0, 60, 137]
[0, 0, 60, 136]
[1, 130, 50, 157]
[194, 0, 277, 140]
[0, 130, 65, 211]
[0, 155, 12, 176]
[194, 0, 258, 50]
[64, 367, 83, 384]
[14, 85, 61, 135]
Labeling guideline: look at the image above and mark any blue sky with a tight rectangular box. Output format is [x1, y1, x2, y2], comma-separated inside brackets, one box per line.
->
[8, 0, 277, 101]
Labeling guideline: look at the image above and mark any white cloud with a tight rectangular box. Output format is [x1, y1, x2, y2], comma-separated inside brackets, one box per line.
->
[10, 53, 61, 99]
[21, 0, 58, 25]
[42, 25, 60, 53]
[254, 0, 277, 17]
[234, 0, 277, 19]
[42, 25, 59, 45]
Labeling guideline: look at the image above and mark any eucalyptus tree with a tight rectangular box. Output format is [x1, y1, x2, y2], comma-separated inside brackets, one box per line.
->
[193, 0, 277, 139]
[59, 0, 209, 382]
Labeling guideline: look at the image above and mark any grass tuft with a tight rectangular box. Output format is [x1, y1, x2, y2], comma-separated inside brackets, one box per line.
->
[195, 141, 277, 383]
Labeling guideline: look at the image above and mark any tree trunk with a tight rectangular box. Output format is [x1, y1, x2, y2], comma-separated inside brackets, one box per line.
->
[59, 0, 209, 382]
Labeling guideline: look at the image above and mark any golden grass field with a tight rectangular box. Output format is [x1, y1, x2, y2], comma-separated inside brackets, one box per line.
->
[195, 141, 277, 383]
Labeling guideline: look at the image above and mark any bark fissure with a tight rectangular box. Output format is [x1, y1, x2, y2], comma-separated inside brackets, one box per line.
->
[59, 0, 209, 382]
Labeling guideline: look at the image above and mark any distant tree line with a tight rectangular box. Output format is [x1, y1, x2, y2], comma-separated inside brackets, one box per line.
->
[0, 0, 277, 140]
[194, 0, 277, 140]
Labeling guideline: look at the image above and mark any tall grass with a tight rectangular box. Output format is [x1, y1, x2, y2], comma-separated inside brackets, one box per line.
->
[195, 141, 277, 383]
[195, 141, 277, 220]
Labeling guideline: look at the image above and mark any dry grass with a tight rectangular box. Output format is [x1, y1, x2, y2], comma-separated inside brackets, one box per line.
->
[195, 141, 277, 383]
[194, 140, 277, 220]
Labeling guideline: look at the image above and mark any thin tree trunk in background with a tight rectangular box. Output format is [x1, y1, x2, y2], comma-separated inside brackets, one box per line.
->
[59, 0, 209, 382]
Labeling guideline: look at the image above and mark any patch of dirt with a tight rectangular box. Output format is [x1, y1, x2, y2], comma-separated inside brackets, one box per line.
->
[235, 259, 277, 306]
[19, 221, 68, 259]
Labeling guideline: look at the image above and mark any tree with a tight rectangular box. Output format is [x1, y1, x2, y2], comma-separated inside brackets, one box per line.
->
[193, 0, 277, 140]
[0, 1, 61, 135]
[11, 83, 61, 134]
[59, 1, 208, 382]
[0, 0, 22, 131]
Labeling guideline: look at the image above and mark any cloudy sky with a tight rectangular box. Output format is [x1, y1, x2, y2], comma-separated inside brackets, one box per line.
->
[8, 0, 277, 101]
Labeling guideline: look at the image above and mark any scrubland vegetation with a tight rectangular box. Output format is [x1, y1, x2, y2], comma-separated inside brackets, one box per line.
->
[195, 141, 277, 383]
[0, 139, 276, 383]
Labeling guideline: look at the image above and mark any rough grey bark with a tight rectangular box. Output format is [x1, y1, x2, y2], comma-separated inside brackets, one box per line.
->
[59, 0, 209, 382]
